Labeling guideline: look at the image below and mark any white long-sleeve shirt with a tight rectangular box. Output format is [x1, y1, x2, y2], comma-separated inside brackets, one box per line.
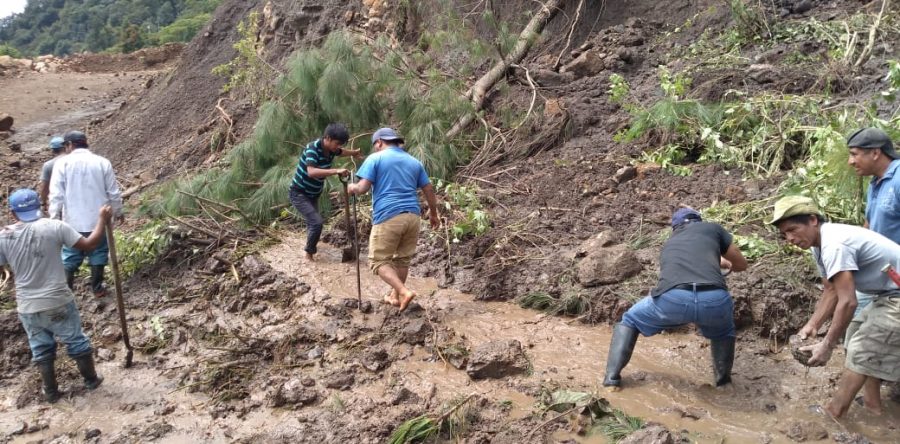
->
[48, 148, 123, 232]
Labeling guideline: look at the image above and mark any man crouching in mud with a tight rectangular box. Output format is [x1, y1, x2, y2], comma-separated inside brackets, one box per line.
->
[602, 208, 748, 390]
[771, 196, 900, 418]
[0, 189, 110, 402]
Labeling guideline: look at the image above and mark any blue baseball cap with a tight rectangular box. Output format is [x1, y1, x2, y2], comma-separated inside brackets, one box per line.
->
[671, 207, 702, 229]
[49, 136, 64, 151]
[9, 189, 41, 222]
[371, 127, 404, 145]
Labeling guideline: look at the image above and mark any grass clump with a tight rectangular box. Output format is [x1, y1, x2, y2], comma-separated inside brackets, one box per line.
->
[593, 409, 645, 442]
[518, 291, 591, 316]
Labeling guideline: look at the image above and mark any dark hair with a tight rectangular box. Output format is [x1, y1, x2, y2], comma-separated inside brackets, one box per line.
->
[780, 213, 826, 226]
[324, 123, 349, 144]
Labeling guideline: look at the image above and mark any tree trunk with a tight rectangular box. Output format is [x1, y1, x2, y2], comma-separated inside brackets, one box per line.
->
[446, 0, 566, 139]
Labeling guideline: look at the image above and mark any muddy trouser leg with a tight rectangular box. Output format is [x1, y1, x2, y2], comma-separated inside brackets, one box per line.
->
[289, 188, 323, 255]
[603, 323, 639, 387]
[18, 309, 62, 402]
[695, 288, 736, 386]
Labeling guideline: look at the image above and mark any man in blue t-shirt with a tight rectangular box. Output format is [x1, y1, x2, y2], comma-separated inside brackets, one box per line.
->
[348, 127, 439, 311]
[288, 123, 361, 261]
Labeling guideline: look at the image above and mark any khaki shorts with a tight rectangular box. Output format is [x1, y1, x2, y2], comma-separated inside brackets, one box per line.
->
[845, 296, 900, 382]
[368, 212, 420, 273]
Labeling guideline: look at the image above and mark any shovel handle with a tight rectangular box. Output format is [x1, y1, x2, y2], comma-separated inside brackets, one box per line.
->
[105, 221, 134, 367]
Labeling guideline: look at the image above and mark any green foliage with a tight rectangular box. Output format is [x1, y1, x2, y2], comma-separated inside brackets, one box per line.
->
[593, 409, 645, 442]
[388, 416, 437, 444]
[635, 145, 692, 176]
[0, 0, 221, 56]
[115, 221, 172, 277]
[211, 12, 274, 104]
[163, 32, 473, 225]
[725, 0, 771, 43]
[0, 43, 21, 58]
[732, 234, 779, 261]
[436, 181, 491, 241]
[517, 291, 590, 316]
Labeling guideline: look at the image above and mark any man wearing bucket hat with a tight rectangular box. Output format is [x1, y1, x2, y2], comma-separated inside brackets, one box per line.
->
[347, 127, 439, 311]
[39, 136, 66, 208]
[0, 189, 111, 403]
[48, 130, 123, 297]
[846, 127, 900, 406]
[771, 195, 900, 417]
[602, 208, 748, 390]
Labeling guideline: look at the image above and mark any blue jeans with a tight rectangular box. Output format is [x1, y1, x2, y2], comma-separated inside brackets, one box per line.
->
[62, 231, 109, 271]
[17, 301, 92, 362]
[289, 188, 323, 255]
[622, 286, 736, 340]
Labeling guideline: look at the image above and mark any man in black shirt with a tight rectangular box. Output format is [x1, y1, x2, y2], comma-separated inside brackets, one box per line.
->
[602, 208, 748, 390]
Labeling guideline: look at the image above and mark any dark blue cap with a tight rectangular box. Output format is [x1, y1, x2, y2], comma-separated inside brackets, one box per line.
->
[671, 207, 702, 229]
[49, 136, 64, 151]
[9, 189, 41, 222]
[371, 127, 404, 145]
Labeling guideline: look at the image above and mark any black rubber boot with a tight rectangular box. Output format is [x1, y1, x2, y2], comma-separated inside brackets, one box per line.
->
[36, 360, 60, 403]
[73, 352, 103, 390]
[710, 337, 736, 387]
[65, 270, 76, 290]
[89, 265, 106, 297]
[603, 323, 639, 388]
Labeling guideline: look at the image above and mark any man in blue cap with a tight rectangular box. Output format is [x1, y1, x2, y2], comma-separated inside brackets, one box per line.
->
[48, 130, 123, 297]
[288, 123, 362, 261]
[39, 136, 65, 209]
[348, 127, 439, 311]
[0, 189, 111, 403]
[602, 207, 748, 390]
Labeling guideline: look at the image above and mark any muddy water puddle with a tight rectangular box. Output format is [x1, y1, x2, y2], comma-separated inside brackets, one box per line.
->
[265, 238, 899, 443]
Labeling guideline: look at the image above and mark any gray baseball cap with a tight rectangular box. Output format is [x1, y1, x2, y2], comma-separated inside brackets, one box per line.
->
[847, 128, 897, 159]
[371, 127, 404, 145]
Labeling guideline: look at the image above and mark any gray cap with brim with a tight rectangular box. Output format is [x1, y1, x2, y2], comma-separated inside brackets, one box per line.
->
[847, 128, 898, 159]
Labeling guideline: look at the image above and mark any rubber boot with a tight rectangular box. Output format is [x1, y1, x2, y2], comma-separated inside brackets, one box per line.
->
[603, 323, 639, 389]
[72, 352, 103, 390]
[36, 360, 60, 403]
[710, 337, 735, 387]
[65, 270, 76, 291]
[89, 265, 106, 297]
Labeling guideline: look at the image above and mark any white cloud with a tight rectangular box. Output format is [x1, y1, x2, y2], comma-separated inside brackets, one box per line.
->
[0, 0, 28, 20]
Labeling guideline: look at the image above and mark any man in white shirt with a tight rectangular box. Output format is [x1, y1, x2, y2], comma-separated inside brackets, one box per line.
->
[48, 130, 124, 297]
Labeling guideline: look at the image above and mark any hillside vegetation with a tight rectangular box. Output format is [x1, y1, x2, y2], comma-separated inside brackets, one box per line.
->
[0, 0, 220, 56]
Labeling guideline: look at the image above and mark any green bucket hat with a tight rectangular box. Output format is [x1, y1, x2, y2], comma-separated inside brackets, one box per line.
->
[769, 196, 822, 225]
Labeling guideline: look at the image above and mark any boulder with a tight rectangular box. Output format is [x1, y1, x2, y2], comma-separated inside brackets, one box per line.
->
[574, 231, 622, 258]
[400, 318, 432, 345]
[613, 165, 637, 184]
[466, 339, 530, 380]
[0, 113, 13, 132]
[561, 49, 606, 78]
[576, 245, 642, 286]
[620, 424, 675, 444]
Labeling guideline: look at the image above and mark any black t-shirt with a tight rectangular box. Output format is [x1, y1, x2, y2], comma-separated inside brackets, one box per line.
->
[651, 221, 733, 296]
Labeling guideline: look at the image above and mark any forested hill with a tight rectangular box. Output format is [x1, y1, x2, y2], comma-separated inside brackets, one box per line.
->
[0, 0, 220, 57]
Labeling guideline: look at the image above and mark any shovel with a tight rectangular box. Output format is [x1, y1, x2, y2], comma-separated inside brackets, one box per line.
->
[105, 220, 134, 368]
[339, 177, 357, 263]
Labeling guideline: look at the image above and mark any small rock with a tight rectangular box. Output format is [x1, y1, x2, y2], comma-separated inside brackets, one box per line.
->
[784, 420, 828, 442]
[273, 378, 318, 408]
[153, 403, 176, 416]
[0, 113, 14, 131]
[97, 348, 114, 361]
[300, 377, 315, 387]
[789, 335, 813, 366]
[8, 160, 21, 169]
[574, 231, 622, 258]
[361, 347, 389, 372]
[306, 345, 324, 360]
[401, 318, 432, 345]
[792, 0, 813, 14]
[613, 165, 637, 184]
[85, 428, 102, 439]
[323, 370, 355, 390]
[561, 49, 606, 78]
[466, 339, 530, 380]
[748, 64, 777, 84]
[389, 386, 421, 405]
[620, 424, 674, 444]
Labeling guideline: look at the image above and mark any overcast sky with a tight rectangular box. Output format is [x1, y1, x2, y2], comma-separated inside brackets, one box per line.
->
[1, 0, 28, 20]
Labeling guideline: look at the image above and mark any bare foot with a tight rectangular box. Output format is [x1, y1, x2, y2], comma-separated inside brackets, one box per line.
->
[398, 289, 417, 312]
[383, 290, 400, 306]
[305, 253, 315, 262]
[863, 399, 883, 416]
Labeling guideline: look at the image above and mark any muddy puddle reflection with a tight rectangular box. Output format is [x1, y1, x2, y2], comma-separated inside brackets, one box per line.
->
[265, 240, 898, 443]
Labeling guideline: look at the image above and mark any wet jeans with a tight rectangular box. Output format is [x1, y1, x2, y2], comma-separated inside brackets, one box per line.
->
[622, 286, 735, 340]
[17, 301, 92, 362]
[289, 188, 323, 255]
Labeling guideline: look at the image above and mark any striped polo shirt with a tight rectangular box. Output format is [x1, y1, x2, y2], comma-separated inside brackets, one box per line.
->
[291, 139, 341, 198]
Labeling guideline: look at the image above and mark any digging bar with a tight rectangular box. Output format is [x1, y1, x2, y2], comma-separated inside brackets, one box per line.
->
[105, 220, 134, 368]
[349, 160, 362, 310]
[339, 177, 356, 263]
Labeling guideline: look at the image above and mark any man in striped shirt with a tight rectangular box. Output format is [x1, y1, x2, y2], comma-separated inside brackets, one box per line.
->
[288, 123, 361, 261]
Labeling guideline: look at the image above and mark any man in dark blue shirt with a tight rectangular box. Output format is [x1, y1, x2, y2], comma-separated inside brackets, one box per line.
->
[288, 124, 361, 261]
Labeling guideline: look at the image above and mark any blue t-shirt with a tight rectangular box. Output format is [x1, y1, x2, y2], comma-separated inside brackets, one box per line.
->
[866, 159, 900, 244]
[291, 139, 340, 198]
[356, 146, 430, 225]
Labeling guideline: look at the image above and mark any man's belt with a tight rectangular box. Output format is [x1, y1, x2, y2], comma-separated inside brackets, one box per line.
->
[671, 283, 723, 292]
